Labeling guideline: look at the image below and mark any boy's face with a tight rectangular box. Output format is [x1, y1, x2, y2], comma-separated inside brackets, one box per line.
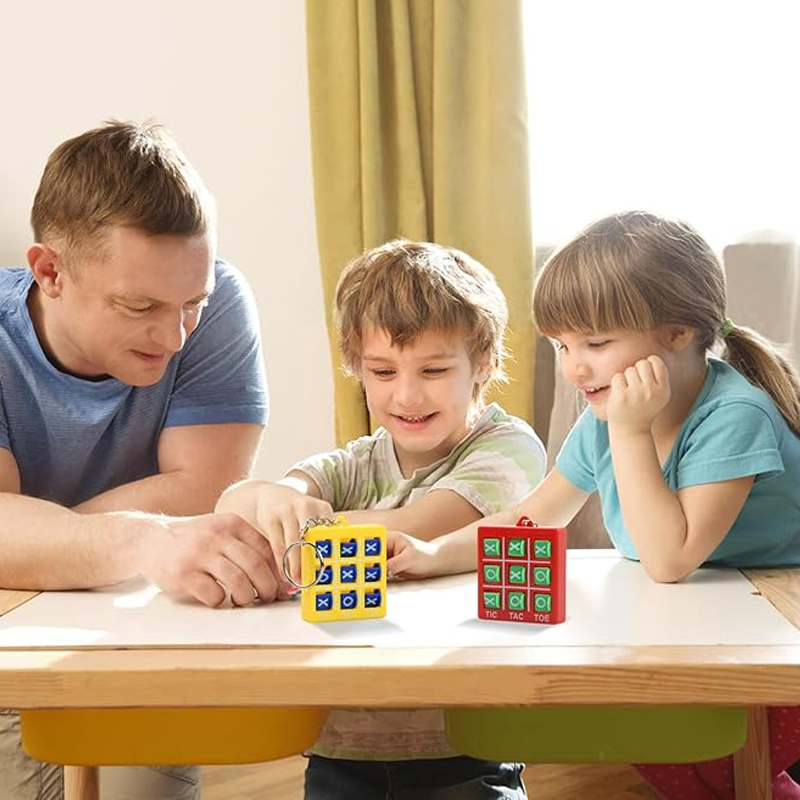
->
[28, 226, 215, 386]
[359, 325, 490, 477]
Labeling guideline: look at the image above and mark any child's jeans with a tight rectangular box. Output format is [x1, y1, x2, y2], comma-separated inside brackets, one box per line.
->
[304, 755, 526, 800]
[635, 705, 800, 798]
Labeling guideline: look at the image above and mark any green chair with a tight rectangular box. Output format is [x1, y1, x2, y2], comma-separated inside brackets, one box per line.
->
[445, 706, 747, 763]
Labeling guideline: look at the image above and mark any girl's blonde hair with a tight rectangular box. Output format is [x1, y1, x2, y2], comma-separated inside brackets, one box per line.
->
[533, 211, 800, 435]
[335, 239, 509, 402]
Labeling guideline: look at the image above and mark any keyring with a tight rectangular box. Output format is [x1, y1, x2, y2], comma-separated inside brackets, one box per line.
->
[281, 517, 333, 590]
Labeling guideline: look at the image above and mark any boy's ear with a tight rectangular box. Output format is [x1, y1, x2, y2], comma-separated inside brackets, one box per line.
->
[473, 353, 494, 384]
[27, 244, 67, 298]
[663, 325, 695, 352]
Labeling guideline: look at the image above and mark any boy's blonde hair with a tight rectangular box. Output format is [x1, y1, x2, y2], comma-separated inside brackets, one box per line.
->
[533, 210, 800, 435]
[335, 239, 508, 402]
[31, 120, 215, 267]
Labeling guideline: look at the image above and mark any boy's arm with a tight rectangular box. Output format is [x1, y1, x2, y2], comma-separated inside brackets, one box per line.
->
[73, 423, 264, 515]
[214, 474, 482, 580]
[215, 471, 335, 583]
[388, 468, 589, 577]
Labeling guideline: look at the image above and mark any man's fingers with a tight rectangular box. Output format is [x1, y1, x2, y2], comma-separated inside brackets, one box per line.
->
[229, 518, 293, 602]
[180, 573, 231, 608]
[213, 535, 279, 606]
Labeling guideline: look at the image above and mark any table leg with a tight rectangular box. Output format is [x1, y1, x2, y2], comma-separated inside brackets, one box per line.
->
[64, 765, 99, 800]
[733, 706, 771, 799]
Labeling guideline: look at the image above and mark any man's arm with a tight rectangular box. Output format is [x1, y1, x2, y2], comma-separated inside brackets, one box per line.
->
[0, 446, 20, 494]
[74, 423, 264, 515]
[0, 445, 282, 604]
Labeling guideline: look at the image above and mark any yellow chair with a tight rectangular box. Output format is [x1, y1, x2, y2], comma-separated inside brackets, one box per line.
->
[21, 707, 327, 799]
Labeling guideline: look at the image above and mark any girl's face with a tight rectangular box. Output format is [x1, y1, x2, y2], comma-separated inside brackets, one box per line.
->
[553, 329, 670, 420]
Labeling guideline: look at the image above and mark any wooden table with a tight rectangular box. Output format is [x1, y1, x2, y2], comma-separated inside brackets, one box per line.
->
[1, 566, 799, 800]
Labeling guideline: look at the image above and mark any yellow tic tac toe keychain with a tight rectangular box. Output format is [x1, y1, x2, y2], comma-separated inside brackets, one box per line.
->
[282, 516, 387, 623]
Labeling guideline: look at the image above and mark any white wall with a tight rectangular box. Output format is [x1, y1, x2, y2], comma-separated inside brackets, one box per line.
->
[0, 0, 335, 477]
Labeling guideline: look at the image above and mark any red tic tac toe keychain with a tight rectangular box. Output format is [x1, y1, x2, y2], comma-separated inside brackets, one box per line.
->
[477, 516, 567, 624]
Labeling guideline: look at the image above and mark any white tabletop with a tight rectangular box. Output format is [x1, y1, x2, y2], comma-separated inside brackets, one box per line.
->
[0, 550, 796, 650]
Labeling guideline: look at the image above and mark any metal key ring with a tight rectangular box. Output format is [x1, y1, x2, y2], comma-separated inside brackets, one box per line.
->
[282, 540, 325, 590]
[281, 517, 336, 590]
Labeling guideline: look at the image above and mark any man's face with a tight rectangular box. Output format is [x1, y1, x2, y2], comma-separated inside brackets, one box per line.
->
[38, 226, 215, 386]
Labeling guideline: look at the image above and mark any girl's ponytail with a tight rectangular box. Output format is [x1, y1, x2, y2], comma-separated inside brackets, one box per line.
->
[721, 324, 800, 436]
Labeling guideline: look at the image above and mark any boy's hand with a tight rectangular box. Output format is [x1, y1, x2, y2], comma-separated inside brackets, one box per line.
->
[607, 355, 671, 433]
[386, 530, 442, 579]
[254, 484, 334, 585]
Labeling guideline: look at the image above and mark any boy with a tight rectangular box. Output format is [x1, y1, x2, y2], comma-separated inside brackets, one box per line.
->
[217, 239, 545, 799]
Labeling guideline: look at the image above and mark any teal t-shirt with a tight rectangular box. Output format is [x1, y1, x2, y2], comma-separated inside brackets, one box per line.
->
[556, 358, 800, 567]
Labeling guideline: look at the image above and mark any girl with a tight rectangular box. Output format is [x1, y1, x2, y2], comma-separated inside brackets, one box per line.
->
[387, 211, 800, 799]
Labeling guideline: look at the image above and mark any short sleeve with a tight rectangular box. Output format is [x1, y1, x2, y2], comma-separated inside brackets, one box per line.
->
[290, 436, 378, 510]
[676, 400, 784, 488]
[432, 421, 546, 515]
[165, 260, 269, 427]
[555, 408, 598, 494]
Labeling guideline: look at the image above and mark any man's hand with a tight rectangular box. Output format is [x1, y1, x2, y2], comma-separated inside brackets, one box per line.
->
[607, 355, 671, 433]
[141, 512, 289, 607]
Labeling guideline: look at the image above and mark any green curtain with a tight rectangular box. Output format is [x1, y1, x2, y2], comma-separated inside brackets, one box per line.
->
[306, 0, 535, 446]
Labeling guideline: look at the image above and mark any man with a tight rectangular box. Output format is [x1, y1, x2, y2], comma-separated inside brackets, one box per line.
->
[0, 121, 278, 798]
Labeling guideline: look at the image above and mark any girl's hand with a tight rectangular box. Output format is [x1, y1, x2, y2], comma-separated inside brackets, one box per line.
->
[386, 530, 442, 579]
[607, 355, 671, 433]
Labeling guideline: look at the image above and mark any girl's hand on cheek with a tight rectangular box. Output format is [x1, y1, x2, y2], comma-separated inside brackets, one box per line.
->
[607, 355, 671, 433]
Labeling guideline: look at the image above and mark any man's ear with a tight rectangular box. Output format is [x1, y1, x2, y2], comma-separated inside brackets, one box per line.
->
[663, 325, 695, 352]
[27, 244, 66, 298]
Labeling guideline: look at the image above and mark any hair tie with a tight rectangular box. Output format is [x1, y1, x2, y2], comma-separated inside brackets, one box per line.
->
[719, 317, 735, 340]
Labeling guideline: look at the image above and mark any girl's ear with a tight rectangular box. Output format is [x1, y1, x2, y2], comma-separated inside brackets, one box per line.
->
[663, 325, 695, 352]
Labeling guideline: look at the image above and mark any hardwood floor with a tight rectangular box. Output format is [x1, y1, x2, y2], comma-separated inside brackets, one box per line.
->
[202, 758, 661, 799]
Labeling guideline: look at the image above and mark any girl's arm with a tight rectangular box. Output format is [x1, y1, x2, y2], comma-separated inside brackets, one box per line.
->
[610, 427, 753, 582]
[387, 468, 588, 578]
[607, 356, 754, 582]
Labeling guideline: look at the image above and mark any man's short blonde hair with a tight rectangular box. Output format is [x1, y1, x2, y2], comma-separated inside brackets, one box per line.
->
[335, 239, 508, 401]
[30, 119, 215, 264]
